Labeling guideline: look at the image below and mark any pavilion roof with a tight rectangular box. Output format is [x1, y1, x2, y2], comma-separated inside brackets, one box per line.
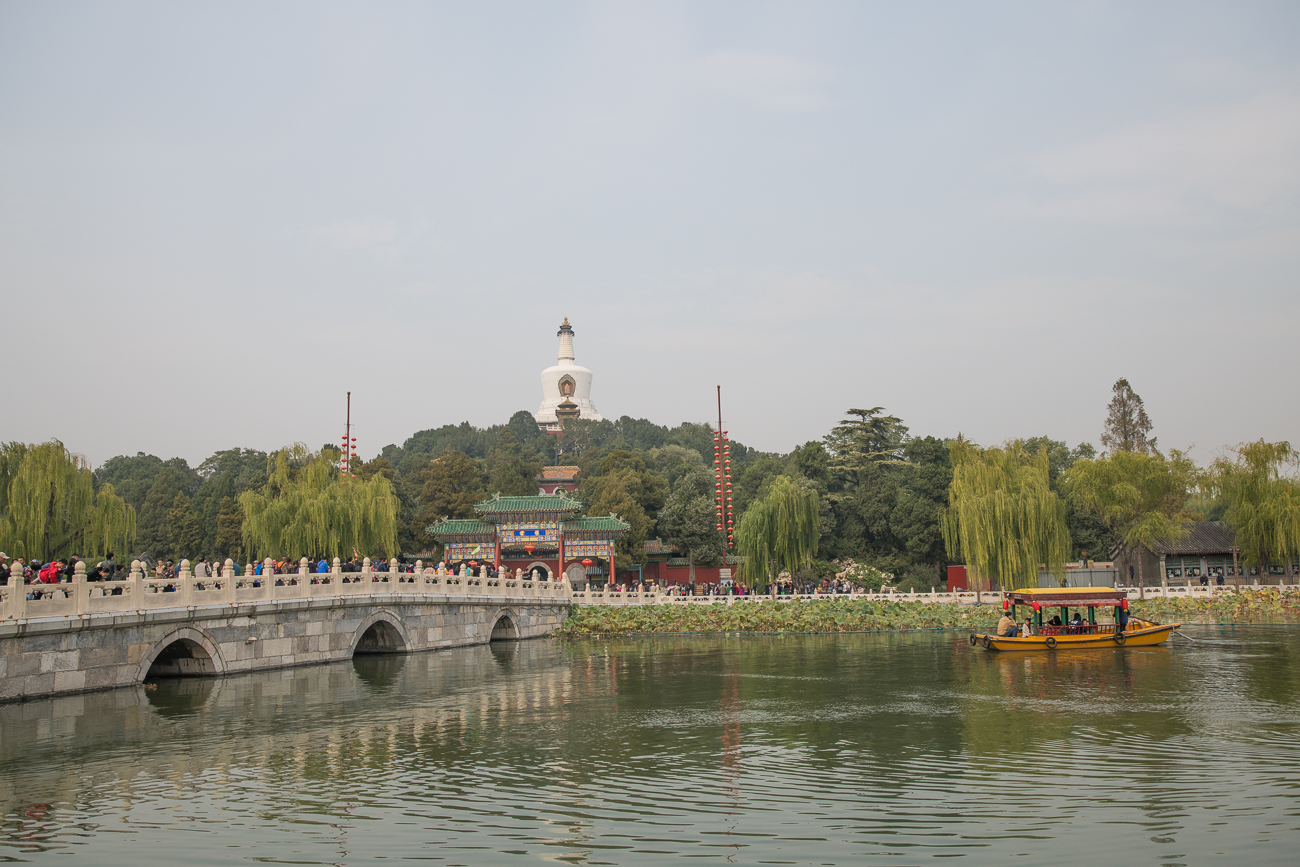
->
[427, 518, 495, 538]
[565, 516, 631, 533]
[474, 493, 583, 516]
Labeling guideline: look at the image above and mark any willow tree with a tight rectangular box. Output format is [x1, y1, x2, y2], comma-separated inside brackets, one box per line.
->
[940, 439, 1070, 590]
[1066, 449, 1196, 590]
[239, 445, 399, 560]
[1213, 440, 1300, 572]
[735, 475, 819, 589]
[0, 440, 136, 561]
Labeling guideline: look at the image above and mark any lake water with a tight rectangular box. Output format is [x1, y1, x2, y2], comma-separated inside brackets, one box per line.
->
[2, 626, 1299, 865]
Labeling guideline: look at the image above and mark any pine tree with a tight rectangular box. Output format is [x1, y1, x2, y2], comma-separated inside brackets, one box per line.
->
[166, 492, 203, 560]
[1100, 378, 1158, 455]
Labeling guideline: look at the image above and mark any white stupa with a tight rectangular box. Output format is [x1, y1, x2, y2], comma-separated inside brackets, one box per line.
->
[534, 318, 603, 431]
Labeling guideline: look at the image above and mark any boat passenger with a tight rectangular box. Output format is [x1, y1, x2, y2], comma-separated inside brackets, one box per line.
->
[1049, 615, 1062, 626]
[1116, 605, 1130, 634]
[1020, 618, 1033, 637]
[997, 612, 1018, 637]
[1071, 613, 1084, 627]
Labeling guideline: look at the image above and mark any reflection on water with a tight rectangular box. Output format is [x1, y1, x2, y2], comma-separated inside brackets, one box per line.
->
[2, 628, 1299, 865]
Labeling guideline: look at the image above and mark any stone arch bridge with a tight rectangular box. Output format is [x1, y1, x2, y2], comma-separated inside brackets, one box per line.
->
[0, 559, 570, 702]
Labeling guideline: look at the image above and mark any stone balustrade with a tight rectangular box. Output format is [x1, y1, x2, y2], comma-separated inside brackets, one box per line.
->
[569, 582, 1300, 607]
[1, 557, 572, 622]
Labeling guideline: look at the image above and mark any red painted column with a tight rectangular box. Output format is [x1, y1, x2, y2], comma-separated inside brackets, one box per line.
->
[558, 531, 565, 581]
[609, 551, 615, 586]
[494, 533, 501, 570]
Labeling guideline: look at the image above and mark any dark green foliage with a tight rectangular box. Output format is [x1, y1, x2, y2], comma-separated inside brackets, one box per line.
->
[135, 467, 190, 558]
[659, 470, 723, 576]
[166, 493, 203, 560]
[214, 496, 244, 560]
[486, 430, 543, 496]
[95, 453, 199, 512]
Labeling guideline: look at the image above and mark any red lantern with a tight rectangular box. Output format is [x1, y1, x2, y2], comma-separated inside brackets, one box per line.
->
[1032, 601, 1041, 612]
[581, 558, 592, 567]
[469, 560, 477, 567]
[1003, 598, 1010, 611]
[717, 524, 723, 530]
[1121, 598, 1129, 610]
[524, 544, 535, 554]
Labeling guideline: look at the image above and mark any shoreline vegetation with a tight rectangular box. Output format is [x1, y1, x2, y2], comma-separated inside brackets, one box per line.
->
[552, 589, 1300, 636]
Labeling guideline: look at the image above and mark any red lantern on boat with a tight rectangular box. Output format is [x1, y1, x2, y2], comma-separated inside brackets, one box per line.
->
[1121, 598, 1129, 610]
[1003, 598, 1010, 611]
[1032, 601, 1041, 612]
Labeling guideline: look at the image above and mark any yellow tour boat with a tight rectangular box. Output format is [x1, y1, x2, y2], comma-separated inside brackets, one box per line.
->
[970, 587, 1179, 652]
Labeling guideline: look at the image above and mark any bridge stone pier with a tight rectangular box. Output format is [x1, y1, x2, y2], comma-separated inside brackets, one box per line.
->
[0, 558, 571, 702]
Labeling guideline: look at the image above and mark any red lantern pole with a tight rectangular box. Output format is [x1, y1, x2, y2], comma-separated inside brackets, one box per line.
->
[717, 385, 733, 568]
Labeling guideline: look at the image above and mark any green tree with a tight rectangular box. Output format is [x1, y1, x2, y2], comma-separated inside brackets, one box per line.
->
[789, 441, 831, 492]
[580, 450, 666, 565]
[888, 436, 953, 580]
[419, 450, 486, 520]
[941, 439, 1071, 590]
[166, 492, 203, 560]
[1213, 440, 1300, 572]
[646, 444, 707, 491]
[658, 470, 722, 582]
[1100, 378, 1158, 455]
[825, 407, 908, 487]
[240, 446, 399, 559]
[0, 440, 136, 561]
[735, 475, 820, 589]
[135, 466, 188, 558]
[214, 495, 244, 560]
[1066, 449, 1198, 590]
[485, 430, 543, 496]
[94, 452, 200, 512]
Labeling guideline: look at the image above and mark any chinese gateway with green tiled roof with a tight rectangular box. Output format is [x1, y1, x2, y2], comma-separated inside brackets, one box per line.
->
[428, 493, 629, 586]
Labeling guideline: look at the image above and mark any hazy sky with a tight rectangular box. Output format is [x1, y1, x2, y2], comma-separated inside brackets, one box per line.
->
[3, 1, 1297, 469]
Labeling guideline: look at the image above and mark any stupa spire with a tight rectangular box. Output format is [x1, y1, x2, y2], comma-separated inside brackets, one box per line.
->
[557, 317, 575, 362]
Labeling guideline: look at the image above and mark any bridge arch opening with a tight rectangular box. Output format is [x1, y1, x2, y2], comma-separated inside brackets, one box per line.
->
[491, 612, 520, 641]
[146, 638, 219, 679]
[354, 618, 407, 654]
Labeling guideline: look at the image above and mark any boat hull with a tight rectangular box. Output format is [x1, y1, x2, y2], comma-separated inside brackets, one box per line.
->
[970, 622, 1179, 651]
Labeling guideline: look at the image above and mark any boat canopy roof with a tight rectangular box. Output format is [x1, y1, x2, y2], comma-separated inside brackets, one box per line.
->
[1009, 586, 1125, 607]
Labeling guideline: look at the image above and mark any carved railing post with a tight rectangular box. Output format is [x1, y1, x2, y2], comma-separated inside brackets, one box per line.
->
[414, 560, 424, 592]
[223, 559, 236, 604]
[390, 558, 400, 592]
[129, 560, 144, 609]
[73, 560, 88, 615]
[8, 562, 25, 620]
[178, 558, 193, 607]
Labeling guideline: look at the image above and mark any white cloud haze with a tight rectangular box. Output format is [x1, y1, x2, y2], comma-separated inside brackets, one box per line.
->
[1, 1, 1297, 470]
